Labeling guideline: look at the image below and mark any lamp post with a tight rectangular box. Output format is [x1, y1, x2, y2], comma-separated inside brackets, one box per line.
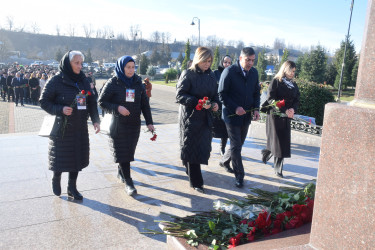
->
[135, 31, 143, 75]
[337, 0, 354, 102]
[108, 34, 114, 61]
[190, 17, 200, 46]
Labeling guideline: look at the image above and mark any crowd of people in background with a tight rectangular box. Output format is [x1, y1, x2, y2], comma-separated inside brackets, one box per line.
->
[0, 62, 97, 106]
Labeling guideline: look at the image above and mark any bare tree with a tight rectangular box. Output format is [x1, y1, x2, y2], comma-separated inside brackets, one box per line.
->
[190, 35, 198, 46]
[56, 25, 61, 36]
[116, 32, 128, 40]
[273, 38, 286, 50]
[96, 28, 102, 38]
[129, 25, 140, 41]
[67, 24, 75, 37]
[102, 26, 114, 39]
[6, 16, 14, 31]
[150, 31, 161, 43]
[16, 23, 26, 32]
[165, 32, 171, 44]
[31, 22, 40, 34]
[206, 35, 219, 48]
[236, 40, 245, 50]
[227, 40, 235, 47]
[82, 24, 93, 38]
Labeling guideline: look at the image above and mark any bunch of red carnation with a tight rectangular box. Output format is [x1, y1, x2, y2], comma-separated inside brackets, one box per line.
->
[228, 197, 314, 248]
[195, 96, 210, 110]
[150, 133, 157, 141]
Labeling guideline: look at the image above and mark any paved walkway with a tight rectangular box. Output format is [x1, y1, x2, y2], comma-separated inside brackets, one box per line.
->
[0, 85, 321, 249]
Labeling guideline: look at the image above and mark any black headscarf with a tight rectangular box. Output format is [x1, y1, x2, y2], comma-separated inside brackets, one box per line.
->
[59, 51, 86, 82]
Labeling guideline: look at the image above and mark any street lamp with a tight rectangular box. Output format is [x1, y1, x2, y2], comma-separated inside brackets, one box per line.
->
[190, 17, 200, 46]
[337, 0, 354, 102]
[108, 34, 114, 61]
[135, 31, 143, 75]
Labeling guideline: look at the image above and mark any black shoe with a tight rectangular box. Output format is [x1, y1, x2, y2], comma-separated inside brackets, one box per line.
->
[194, 187, 205, 193]
[220, 148, 225, 156]
[275, 172, 284, 178]
[21, 104, 24, 106]
[219, 162, 234, 173]
[235, 180, 243, 188]
[125, 178, 137, 196]
[117, 166, 125, 183]
[52, 176, 61, 196]
[261, 149, 272, 164]
[67, 181, 83, 200]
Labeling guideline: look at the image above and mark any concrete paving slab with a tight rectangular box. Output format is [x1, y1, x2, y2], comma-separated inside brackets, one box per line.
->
[0, 120, 320, 249]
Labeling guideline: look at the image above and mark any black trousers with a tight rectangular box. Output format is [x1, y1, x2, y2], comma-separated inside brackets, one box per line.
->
[221, 122, 250, 181]
[15, 88, 24, 105]
[7, 88, 14, 101]
[53, 171, 78, 180]
[187, 162, 203, 188]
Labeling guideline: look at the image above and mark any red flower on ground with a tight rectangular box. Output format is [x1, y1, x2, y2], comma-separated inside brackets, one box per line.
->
[247, 231, 255, 242]
[271, 227, 283, 235]
[283, 211, 293, 219]
[229, 233, 243, 247]
[276, 99, 285, 108]
[285, 216, 303, 229]
[81, 90, 85, 95]
[255, 211, 272, 229]
[292, 204, 304, 216]
[248, 220, 256, 227]
[276, 213, 286, 222]
[240, 219, 248, 225]
[273, 219, 283, 229]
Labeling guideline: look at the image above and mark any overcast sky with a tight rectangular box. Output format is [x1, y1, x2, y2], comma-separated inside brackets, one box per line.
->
[2, 0, 368, 53]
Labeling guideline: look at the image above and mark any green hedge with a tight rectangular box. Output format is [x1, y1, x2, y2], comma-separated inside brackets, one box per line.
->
[296, 78, 335, 126]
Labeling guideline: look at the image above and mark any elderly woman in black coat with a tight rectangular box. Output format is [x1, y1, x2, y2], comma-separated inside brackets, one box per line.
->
[261, 60, 300, 178]
[212, 55, 233, 172]
[98, 55, 154, 196]
[40, 50, 100, 200]
[176, 46, 219, 193]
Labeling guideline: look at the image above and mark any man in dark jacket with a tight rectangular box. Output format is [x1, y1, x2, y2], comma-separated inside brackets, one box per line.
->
[1, 72, 7, 101]
[12, 72, 24, 106]
[218, 47, 260, 188]
[7, 71, 15, 102]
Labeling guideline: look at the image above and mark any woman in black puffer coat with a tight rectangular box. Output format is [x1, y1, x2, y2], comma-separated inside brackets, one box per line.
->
[212, 55, 232, 161]
[98, 55, 154, 196]
[40, 50, 100, 200]
[176, 47, 219, 193]
[29, 72, 40, 105]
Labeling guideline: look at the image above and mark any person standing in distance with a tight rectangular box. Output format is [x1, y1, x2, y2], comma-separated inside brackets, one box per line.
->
[218, 47, 260, 188]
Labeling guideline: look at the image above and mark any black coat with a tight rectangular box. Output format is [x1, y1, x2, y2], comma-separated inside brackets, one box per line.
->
[212, 67, 228, 138]
[266, 78, 300, 158]
[176, 68, 220, 165]
[29, 78, 39, 100]
[218, 61, 260, 126]
[40, 72, 100, 172]
[98, 75, 153, 163]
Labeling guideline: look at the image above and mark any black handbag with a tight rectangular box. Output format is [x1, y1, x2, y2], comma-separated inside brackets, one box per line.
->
[39, 115, 63, 138]
[50, 115, 64, 138]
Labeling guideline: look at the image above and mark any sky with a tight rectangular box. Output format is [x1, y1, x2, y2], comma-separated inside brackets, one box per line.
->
[1, 0, 369, 53]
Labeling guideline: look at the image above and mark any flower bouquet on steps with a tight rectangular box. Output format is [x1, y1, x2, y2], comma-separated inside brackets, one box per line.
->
[142, 182, 316, 249]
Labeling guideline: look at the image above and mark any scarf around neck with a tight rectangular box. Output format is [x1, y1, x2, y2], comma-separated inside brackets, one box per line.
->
[282, 77, 295, 89]
[115, 55, 135, 87]
[59, 51, 86, 83]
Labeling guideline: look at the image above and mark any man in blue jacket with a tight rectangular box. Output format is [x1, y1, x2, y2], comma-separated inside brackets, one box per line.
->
[218, 47, 260, 188]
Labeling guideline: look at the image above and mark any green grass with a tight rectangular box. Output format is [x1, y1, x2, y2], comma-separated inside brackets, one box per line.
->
[151, 80, 177, 88]
[330, 88, 355, 102]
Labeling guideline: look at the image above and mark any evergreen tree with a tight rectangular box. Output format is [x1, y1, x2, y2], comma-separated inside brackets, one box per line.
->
[333, 36, 357, 89]
[150, 48, 161, 65]
[139, 54, 149, 75]
[212, 46, 220, 70]
[177, 51, 184, 64]
[55, 48, 64, 62]
[300, 45, 327, 83]
[256, 49, 267, 81]
[181, 40, 191, 71]
[85, 48, 93, 64]
[351, 55, 359, 88]
[295, 54, 306, 78]
[279, 48, 289, 67]
[325, 62, 337, 86]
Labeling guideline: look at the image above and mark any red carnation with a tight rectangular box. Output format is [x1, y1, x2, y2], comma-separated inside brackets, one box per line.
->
[248, 220, 256, 227]
[203, 96, 208, 101]
[255, 211, 272, 229]
[195, 104, 202, 110]
[271, 227, 283, 235]
[150, 134, 157, 141]
[240, 219, 248, 225]
[247, 231, 255, 242]
[273, 219, 282, 229]
[276, 99, 285, 108]
[87, 91, 92, 96]
[81, 90, 85, 95]
[283, 211, 293, 219]
[285, 216, 303, 229]
[276, 213, 286, 222]
[292, 204, 304, 216]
